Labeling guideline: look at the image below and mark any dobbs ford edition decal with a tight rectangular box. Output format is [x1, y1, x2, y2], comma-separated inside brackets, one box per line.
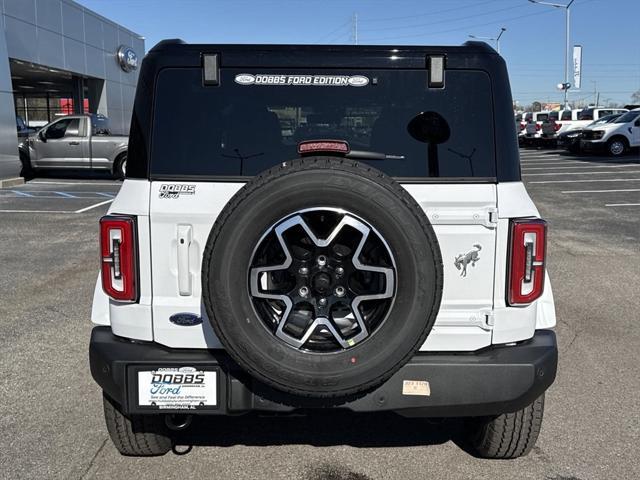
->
[234, 73, 370, 87]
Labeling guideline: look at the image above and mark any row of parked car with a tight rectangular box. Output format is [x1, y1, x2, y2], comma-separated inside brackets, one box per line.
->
[516, 106, 640, 156]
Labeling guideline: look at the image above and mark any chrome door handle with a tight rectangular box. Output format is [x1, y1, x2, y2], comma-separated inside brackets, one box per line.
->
[68, 141, 80, 145]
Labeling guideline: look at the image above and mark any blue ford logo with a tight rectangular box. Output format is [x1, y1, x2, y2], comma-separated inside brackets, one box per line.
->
[169, 313, 202, 327]
[117, 45, 138, 72]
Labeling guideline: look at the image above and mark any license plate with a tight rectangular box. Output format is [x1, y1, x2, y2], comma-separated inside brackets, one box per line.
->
[137, 367, 217, 410]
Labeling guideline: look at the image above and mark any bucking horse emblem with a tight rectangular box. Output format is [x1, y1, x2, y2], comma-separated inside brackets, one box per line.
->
[454, 243, 482, 277]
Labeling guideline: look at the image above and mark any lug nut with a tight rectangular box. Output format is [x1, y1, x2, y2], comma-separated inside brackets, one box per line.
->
[317, 255, 327, 267]
[298, 266, 309, 275]
[335, 266, 345, 276]
[335, 286, 346, 297]
[299, 286, 309, 298]
[318, 298, 327, 307]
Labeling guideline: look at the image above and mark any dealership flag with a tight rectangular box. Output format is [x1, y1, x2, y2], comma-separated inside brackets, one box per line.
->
[573, 45, 583, 90]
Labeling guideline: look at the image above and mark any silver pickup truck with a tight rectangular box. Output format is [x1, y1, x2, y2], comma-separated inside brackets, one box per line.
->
[19, 114, 128, 179]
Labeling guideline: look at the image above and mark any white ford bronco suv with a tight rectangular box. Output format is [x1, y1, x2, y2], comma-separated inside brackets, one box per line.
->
[89, 40, 558, 459]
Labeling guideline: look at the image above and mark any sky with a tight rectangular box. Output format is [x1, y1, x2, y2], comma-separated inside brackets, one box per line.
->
[80, 0, 640, 107]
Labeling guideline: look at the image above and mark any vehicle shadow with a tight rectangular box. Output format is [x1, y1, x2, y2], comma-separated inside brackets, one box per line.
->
[171, 411, 466, 450]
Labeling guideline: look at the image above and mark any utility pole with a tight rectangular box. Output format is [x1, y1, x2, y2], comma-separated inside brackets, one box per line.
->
[528, 0, 576, 109]
[469, 27, 506, 54]
[351, 13, 358, 45]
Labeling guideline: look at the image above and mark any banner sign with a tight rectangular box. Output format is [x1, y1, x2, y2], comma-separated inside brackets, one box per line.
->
[573, 45, 583, 90]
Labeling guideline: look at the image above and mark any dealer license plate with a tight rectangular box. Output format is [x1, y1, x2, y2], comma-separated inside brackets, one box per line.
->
[137, 367, 217, 410]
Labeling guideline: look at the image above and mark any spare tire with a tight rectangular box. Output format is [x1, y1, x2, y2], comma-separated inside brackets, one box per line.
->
[202, 157, 443, 398]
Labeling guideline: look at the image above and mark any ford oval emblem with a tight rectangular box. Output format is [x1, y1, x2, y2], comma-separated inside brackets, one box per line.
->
[117, 45, 138, 72]
[169, 313, 203, 327]
[347, 75, 369, 87]
[234, 73, 256, 85]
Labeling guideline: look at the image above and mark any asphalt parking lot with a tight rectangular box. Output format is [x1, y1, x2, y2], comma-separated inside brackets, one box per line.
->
[1, 150, 639, 480]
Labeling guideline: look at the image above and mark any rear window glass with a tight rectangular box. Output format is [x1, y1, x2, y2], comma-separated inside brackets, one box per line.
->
[561, 110, 573, 121]
[579, 109, 594, 120]
[535, 113, 549, 122]
[151, 68, 496, 178]
[548, 111, 559, 121]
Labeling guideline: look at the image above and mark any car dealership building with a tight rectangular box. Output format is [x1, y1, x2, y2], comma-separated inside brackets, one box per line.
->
[0, 0, 144, 181]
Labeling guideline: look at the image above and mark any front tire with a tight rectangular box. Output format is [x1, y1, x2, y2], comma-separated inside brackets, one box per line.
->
[19, 151, 35, 180]
[113, 153, 127, 180]
[466, 394, 545, 459]
[607, 137, 627, 157]
[102, 393, 171, 456]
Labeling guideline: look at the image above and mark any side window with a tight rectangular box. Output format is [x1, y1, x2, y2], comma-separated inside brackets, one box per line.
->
[598, 110, 612, 117]
[65, 119, 81, 137]
[45, 119, 72, 139]
[561, 110, 572, 121]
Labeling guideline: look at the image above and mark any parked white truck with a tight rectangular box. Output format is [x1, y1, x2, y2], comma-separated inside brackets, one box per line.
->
[580, 108, 640, 156]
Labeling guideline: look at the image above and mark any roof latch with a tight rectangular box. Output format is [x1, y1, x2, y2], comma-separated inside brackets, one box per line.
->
[202, 53, 219, 86]
[427, 55, 445, 89]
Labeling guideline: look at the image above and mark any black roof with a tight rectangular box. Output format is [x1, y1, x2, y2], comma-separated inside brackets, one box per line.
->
[145, 39, 499, 69]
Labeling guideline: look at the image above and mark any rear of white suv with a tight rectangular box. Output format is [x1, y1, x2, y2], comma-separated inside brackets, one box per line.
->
[89, 40, 557, 459]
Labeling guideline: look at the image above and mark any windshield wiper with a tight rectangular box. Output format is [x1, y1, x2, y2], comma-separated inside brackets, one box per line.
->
[345, 150, 405, 161]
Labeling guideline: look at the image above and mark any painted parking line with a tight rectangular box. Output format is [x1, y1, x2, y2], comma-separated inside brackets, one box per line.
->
[95, 192, 116, 198]
[521, 164, 633, 171]
[74, 199, 113, 213]
[561, 188, 640, 193]
[28, 181, 121, 186]
[0, 209, 74, 214]
[11, 190, 34, 197]
[528, 178, 640, 184]
[605, 203, 640, 207]
[522, 170, 640, 176]
[54, 191, 77, 198]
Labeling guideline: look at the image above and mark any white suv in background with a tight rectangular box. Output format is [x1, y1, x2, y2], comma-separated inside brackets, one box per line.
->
[580, 109, 640, 156]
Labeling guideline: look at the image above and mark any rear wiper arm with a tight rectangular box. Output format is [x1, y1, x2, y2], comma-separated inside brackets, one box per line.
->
[345, 150, 405, 161]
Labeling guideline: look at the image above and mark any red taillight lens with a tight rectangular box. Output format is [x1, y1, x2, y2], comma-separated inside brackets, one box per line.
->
[100, 215, 138, 302]
[508, 219, 547, 306]
[535, 124, 541, 131]
[520, 122, 525, 131]
[554, 123, 562, 131]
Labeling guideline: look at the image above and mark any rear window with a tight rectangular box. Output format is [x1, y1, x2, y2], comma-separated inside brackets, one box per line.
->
[578, 108, 594, 120]
[548, 111, 559, 121]
[151, 68, 496, 179]
[535, 113, 549, 122]
[561, 110, 573, 121]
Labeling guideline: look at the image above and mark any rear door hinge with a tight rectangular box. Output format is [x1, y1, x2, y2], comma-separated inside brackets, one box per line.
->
[483, 310, 495, 328]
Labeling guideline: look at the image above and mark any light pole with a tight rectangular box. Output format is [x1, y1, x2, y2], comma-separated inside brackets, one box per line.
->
[528, 0, 575, 109]
[469, 27, 507, 54]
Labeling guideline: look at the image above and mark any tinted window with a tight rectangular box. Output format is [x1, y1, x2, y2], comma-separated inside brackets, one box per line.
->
[561, 110, 573, 121]
[151, 68, 496, 178]
[535, 113, 549, 122]
[614, 111, 640, 123]
[548, 111, 559, 121]
[578, 109, 593, 120]
[46, 118, 80, 139]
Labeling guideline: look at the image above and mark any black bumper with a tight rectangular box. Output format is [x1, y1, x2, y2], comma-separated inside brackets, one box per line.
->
[90, 326, 557, 417]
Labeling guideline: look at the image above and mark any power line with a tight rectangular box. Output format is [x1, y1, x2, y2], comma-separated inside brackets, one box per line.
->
[360, 7, 555, 41]
[359, 3, 523, 33]
[314, 18, 351, 44]
[361, 0, 500, 23]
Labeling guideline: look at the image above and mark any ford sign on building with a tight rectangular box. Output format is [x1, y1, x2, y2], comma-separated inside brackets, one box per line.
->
[0, 0, 144, 182]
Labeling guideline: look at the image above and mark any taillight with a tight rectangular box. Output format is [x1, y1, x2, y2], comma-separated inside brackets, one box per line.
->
[298, 139, 350, 155]
[100, 215, 138, 302]
[535, 124, 541, 131]
[519, 122, 525, 131]
[554, 123, 562, 131]
[507, 219, 547, 306]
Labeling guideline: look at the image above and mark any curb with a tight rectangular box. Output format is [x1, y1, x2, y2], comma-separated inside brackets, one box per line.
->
[0, 177, 25, 188]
